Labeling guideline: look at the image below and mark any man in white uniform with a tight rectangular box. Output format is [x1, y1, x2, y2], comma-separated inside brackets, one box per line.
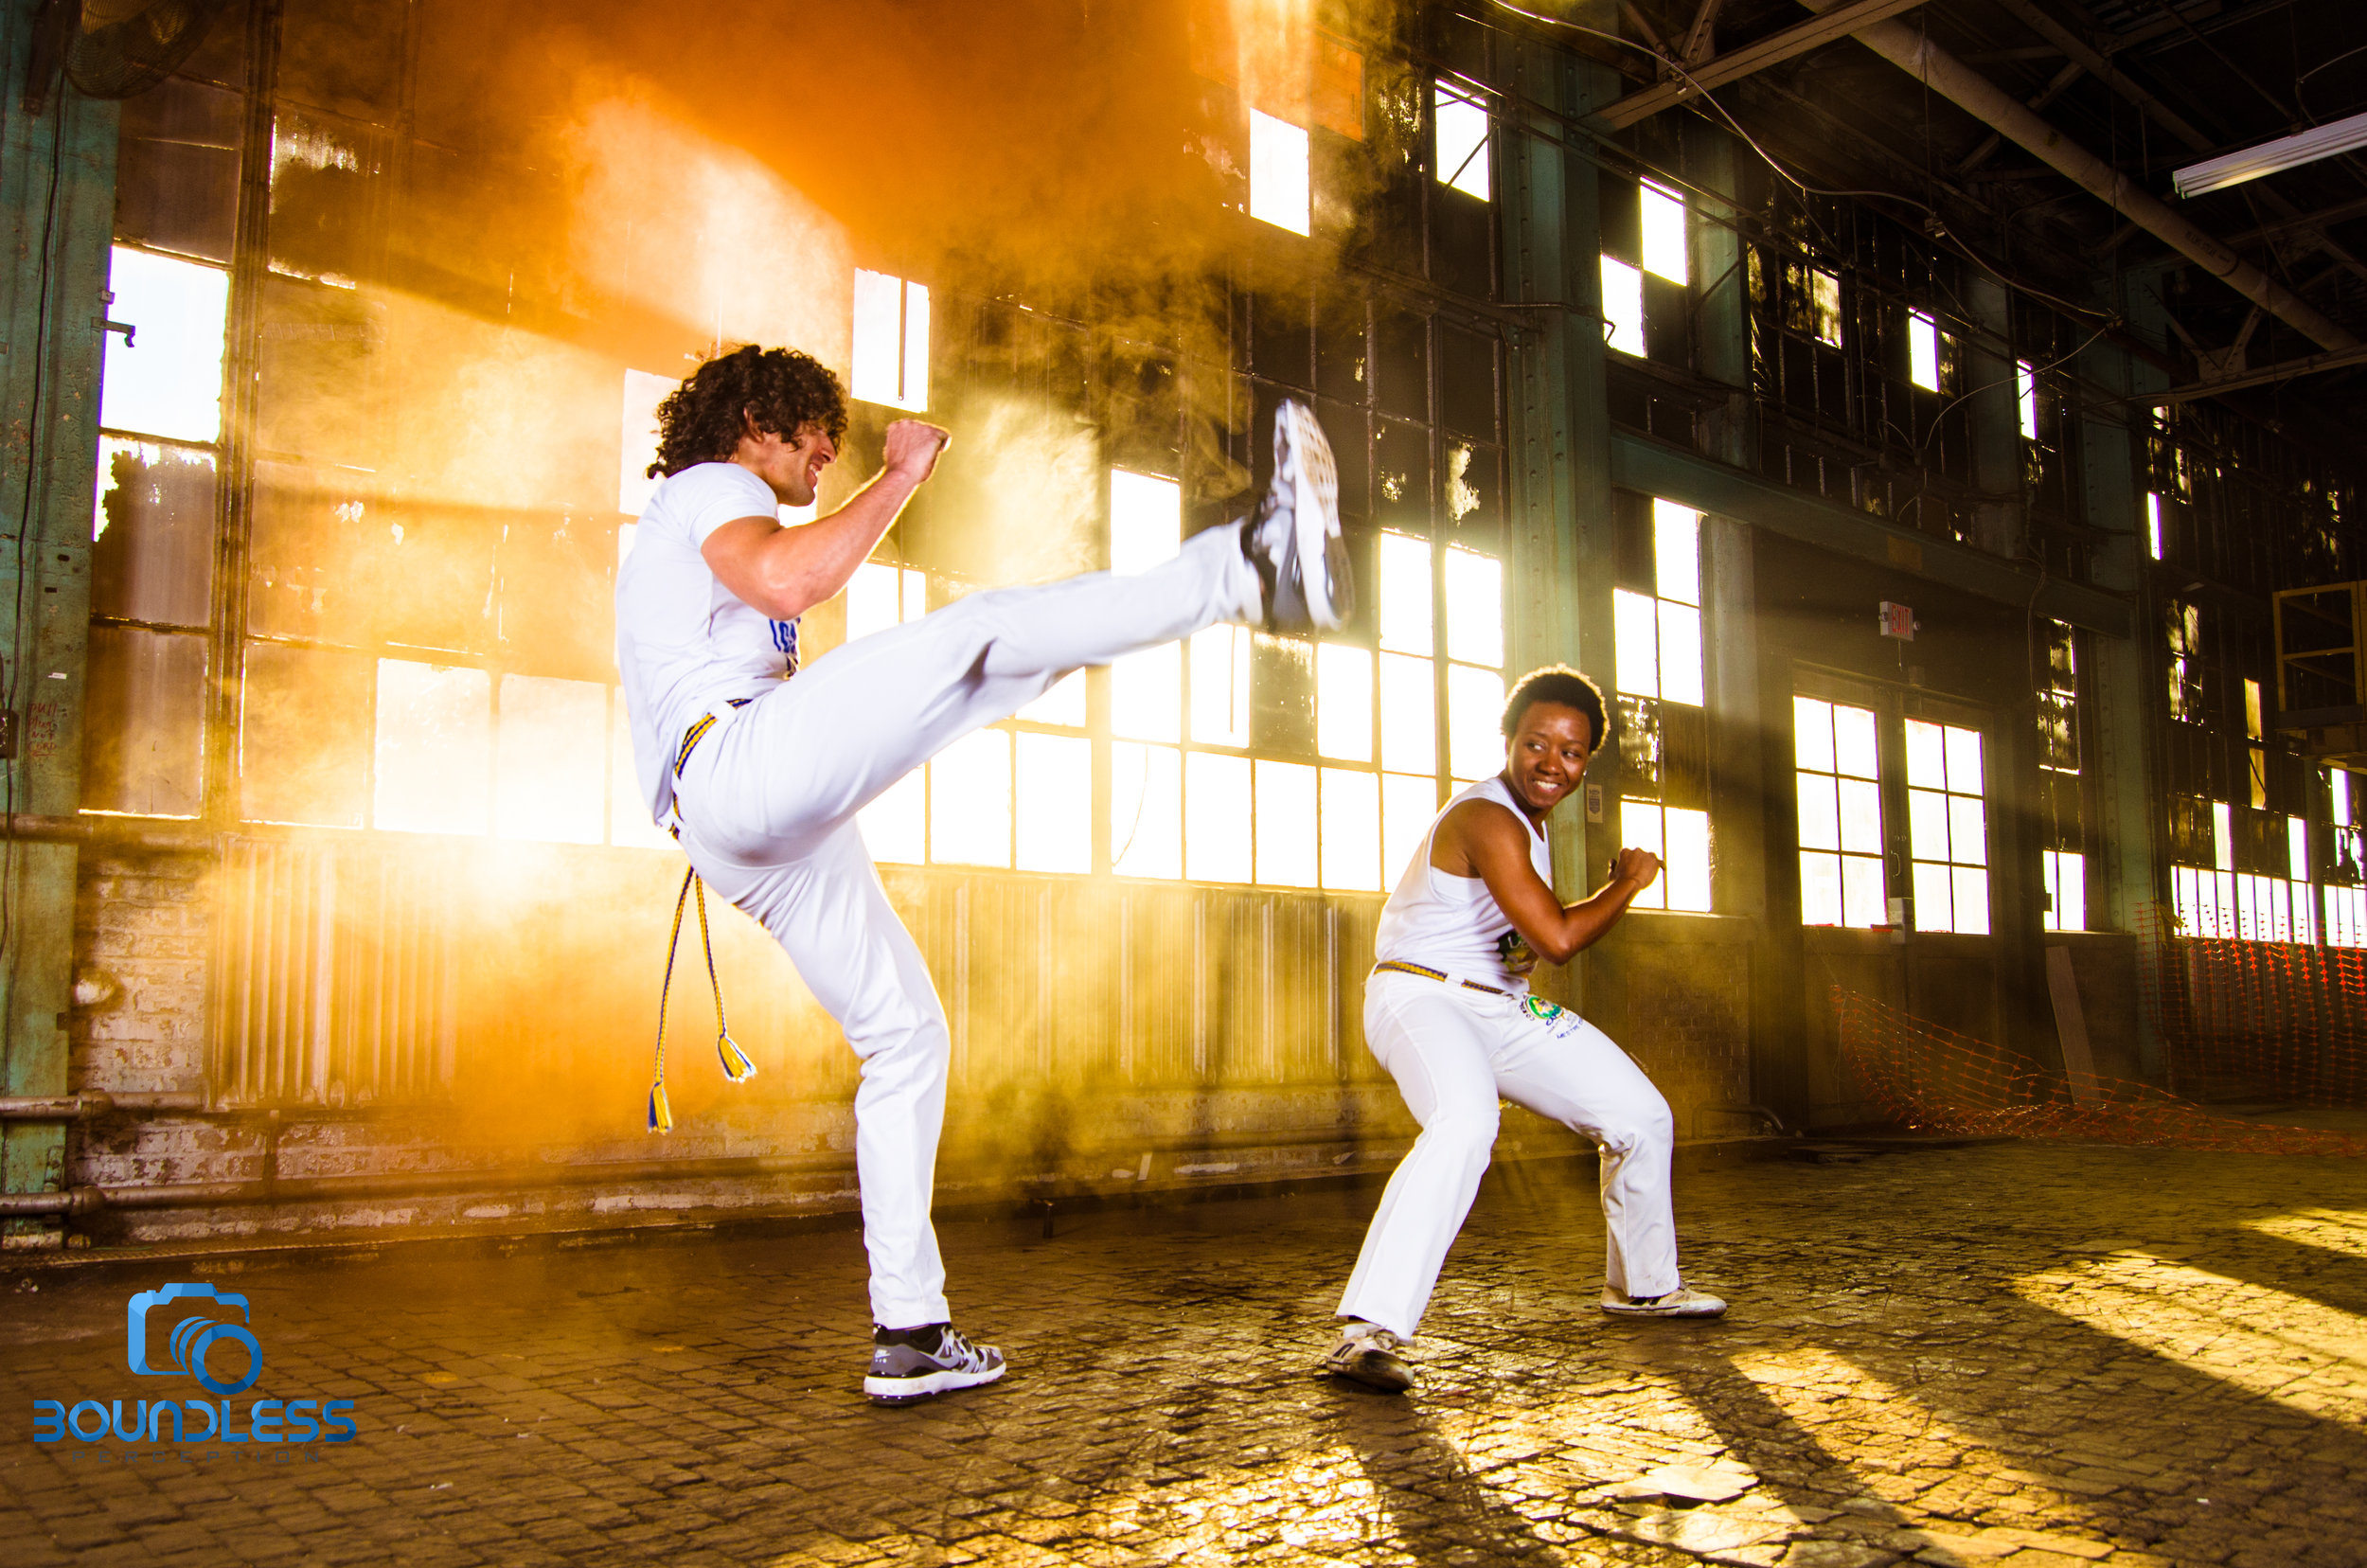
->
[615, 346, 1350, 1403]
[1323, 666, 1725, 1394]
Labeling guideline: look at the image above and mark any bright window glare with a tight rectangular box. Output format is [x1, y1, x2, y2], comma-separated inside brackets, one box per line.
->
[1249, 109, 1312, 236]
[1614, 590, 1658, 699]
[2043, 849, 2085, 932]
[1381, 772, 1437, 886]
[1015, 733, 1092, 873]
[495, 675, 605, 845]
[1316, 643, 1374, 762]
[852, 270, 930, 411]
[1446, 663, 1505, 780]
[374, 660, 490, 835]
[1255, 760, 1320, 887]
[1653, 499, 1701, 606]
[1378, 532, 1433, 654]
[1321, 767, 1382, 891]
[931, 728, 1011, 866]
[609, 700, 676, 850]
[1110, 742, 1182, 879]
[1908, 311, 1941, 393]
[1664, 806, 1711, 912]
[861, 769, 928, 864]
[617, 369, 673, 515]
[1111, 470, 1182, 574]
[1442, 547, 1502, 667]
[2145, 491, 2163, 560]
[1016, 670, 1085, 727]
[1433, 80, 1491, 201]
[1185, 751, 1253, 882]
[102, 246, 230, 444]
[1378, 651, 1435, 775]
[1640, 182, 1687, 283]
[1112, 640, 1182, 743]
[1600, 257, 1646, 357]
[2018, 361, 2038, 439]
[1626, 800, 1666, 910]
[1190, 624, 1252, 746]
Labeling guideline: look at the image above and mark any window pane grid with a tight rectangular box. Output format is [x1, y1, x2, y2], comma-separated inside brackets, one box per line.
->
[1795, 696, 1884, 928]
[1905, 719, 1987, 934]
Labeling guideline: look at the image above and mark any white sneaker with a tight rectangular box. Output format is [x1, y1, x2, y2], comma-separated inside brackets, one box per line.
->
[1321, 1322, 1413, 1392]
[1599, 1286, 1728, 1318]
[1241, 399, 1352, 633]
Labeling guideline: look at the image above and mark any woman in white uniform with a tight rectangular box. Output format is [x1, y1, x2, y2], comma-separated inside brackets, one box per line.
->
[1324, 666, 1725, 1394]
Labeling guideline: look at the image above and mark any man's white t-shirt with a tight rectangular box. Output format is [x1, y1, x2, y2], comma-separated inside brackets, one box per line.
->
[615, 462, 802, 824]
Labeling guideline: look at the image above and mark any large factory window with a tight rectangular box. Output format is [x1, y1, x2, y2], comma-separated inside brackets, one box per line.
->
[2329, 771, 2365, 947]
[1794, 696, 1885, 928]
[852, 269, 932, 412]
[1905, 720, 1989, 935]
[1249, 109, 1312, 236]
[1433, 79, 1489, 202]
[1600, 257, 1645, 358]
[2036, 620, 2086, 932]
[2172, 800, 2318, 943]
[1614, 497, 1711, 913]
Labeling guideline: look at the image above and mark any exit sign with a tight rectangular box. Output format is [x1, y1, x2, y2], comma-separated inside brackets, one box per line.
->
[1878, 601, 1916, 640]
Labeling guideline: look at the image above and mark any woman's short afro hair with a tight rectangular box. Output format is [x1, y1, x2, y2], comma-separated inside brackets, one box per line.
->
[1501, 665, 1609, 750]
[648, 345, 850, 479]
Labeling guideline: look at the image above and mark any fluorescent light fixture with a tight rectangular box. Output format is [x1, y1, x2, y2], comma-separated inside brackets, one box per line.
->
[2174, 108, 2367, 199]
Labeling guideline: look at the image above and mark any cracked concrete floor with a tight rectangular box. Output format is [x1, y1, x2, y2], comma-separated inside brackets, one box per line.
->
[5, 1140, 2367, 1566]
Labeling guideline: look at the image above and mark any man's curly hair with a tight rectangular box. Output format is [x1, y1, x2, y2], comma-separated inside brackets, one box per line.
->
[647, 345, 850, 478]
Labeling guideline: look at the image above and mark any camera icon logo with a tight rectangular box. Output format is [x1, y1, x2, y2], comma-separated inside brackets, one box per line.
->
[125, 1283, 262, 1398]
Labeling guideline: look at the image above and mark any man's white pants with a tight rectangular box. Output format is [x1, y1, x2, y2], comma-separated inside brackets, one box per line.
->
[1337, 971, 1681, 1339]
[673, 526, 1262, 1328]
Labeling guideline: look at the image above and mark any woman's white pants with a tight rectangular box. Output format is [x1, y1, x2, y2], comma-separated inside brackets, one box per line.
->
[672, 526, 1261, 1328]
[1337, 970, 1682, 1339]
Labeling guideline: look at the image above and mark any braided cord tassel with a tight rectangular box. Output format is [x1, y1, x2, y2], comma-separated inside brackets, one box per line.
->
[695, 877, 757, 1082]
[648, 867, 696, 1132]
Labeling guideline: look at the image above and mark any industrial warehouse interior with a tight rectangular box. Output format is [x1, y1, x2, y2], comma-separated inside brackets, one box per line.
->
[5, 0, 2367, 1562]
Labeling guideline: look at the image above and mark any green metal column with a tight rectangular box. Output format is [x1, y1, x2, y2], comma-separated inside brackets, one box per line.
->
[1, 1, 118, 1239]
[2086, 270, 2168, 1076]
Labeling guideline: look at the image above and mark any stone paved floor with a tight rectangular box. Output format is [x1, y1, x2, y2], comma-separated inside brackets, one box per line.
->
[5, 1141, 2367, 1567]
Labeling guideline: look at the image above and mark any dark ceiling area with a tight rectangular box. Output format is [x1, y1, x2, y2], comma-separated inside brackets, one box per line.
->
[1596, 0, 2367, 436]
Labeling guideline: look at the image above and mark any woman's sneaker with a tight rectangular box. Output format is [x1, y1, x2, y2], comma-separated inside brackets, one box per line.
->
[1599, 1285, 1728, 1318]
[863, 1324, 1006, 1404]
[1241, 399, 1352, 633]
[1321, 1322, 1413, 1393]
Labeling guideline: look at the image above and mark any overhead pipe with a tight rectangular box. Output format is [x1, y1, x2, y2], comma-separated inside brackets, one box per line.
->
[0, 1093, 206, 1120]
[1794, 0, 2360, 353]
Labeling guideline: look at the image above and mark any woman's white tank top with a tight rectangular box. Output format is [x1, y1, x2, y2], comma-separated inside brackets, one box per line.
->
[1373, 775, 1555, 989]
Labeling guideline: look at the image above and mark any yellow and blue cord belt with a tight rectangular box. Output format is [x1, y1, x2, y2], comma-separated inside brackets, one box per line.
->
[649, 699, 758, 1132]
[1372, 959, 1512, 997]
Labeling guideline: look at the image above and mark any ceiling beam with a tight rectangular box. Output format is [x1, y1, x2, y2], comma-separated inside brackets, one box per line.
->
[2146, 341, 2367, 404]
[1792, 0, 2359, 352]
[1592, 0, 1930, 131]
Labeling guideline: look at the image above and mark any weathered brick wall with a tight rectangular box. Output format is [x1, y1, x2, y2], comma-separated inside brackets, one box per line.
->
[70, 853, 210, 1101]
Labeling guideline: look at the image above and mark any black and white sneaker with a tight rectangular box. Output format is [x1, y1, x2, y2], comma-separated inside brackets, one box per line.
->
[863, 1324, 1006, 1404]
[1241, 399, 1353, 633]
[1321, 1322, 1413, 1393]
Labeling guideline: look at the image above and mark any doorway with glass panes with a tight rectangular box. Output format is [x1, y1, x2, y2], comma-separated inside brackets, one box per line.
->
[1790, 667, 2003, 1066]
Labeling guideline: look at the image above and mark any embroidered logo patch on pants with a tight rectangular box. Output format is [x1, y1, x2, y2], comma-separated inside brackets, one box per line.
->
[1522, 995, 1564, 1025]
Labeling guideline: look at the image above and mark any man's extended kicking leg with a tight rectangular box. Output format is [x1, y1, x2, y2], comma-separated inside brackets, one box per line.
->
[689, 401, 1345, 865]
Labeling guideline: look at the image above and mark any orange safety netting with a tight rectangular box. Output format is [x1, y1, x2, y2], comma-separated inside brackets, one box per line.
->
[1834, 988, 2367, 1158]
[2136, 904, 2367, 1106]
